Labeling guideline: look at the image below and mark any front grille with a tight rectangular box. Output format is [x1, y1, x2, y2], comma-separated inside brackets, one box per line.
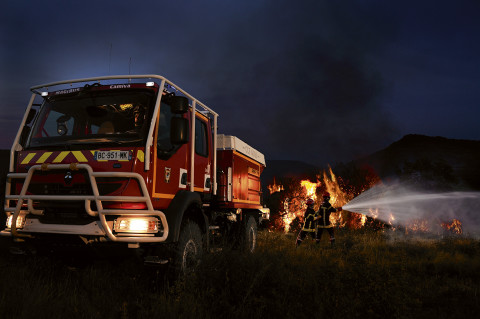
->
[28, 181, 124, 196]
[37, 203, 96, 225]
[28, 183, 93, 195]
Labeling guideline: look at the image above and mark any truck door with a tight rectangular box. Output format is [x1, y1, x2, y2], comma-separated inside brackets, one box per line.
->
[193, 115, 211, 194]
[153, 102, 188, 206]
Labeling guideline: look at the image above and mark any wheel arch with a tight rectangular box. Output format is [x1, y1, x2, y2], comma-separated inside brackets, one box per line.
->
[164, 190, 208, 243]
[242, 209, 261, 224]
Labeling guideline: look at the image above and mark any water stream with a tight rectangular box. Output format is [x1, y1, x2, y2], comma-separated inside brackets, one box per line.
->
[343, 182, 480, 235]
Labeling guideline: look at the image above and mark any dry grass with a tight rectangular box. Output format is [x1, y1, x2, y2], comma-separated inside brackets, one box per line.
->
[0, 229, 479, 319]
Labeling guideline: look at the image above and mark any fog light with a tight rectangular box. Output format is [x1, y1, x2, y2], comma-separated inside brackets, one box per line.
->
[114, 217, 158, 233]
[6, 215, 26, 229]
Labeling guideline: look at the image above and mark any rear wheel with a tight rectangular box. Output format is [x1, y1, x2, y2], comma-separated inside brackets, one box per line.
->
[174, 221, 203, 276]
[243, 216, 258, 253]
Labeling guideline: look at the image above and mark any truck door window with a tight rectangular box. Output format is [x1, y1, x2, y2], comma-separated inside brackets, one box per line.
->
[195, 118, 208, 157]
[156, 102, 184, 160]
[157, 103, 173, 152]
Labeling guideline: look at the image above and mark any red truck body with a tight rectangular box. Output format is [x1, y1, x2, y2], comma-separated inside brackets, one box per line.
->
[2, 75, 268, 272]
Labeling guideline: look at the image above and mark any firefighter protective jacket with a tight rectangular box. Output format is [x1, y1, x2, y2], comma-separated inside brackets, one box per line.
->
[317, 202, 337, 228]
[301, 207, 317, 232]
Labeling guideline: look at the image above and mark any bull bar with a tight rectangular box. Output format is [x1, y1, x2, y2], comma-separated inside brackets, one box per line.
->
[2, 163, 169, 243]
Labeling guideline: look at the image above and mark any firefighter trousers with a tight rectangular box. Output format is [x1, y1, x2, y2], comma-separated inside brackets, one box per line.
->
[316, 227, 335, 246]
[295, 230, 316, 247]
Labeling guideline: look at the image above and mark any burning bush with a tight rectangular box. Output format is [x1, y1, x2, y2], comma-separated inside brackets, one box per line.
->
[266, 164, 466, 236]
[266, 166, 377, 232]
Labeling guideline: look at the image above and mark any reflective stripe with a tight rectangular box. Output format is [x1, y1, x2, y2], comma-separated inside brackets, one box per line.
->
[21, 153, 36, 165]
[21, 150, 142, 165]
[36, 152, 53, 164]
[53, 151, 69, 163]
[72, 151, 88, 162]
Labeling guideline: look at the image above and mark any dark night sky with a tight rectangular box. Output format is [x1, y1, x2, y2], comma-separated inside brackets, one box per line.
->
[1, 0, 479, 166]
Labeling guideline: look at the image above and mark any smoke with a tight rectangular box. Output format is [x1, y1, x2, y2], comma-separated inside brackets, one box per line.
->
[179, 0, 401, 166]
[1, 0, 400, 163]
[344, 182, 480, 236]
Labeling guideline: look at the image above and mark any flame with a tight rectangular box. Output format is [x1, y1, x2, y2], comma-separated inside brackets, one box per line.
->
[282, 198, 293, 232]
[300, 180, 321, 201]
[267, 166, 466, 236]
[361, 214, 367, 227]
[389, 213, 395, 224]
[281, 180, 321, 232]
[441, 219, 463, 234]
[282, 212, 296, 233]
[271, 168, 372, 231]
[323, 166, 348, 207]
[322, 167, 352, 227]
[406, 219, 430, 234]
[268, 177, 284, 194]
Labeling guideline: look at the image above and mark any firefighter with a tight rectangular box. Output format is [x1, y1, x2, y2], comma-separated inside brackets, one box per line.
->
[316, 192, 342, 248]
[295, 198, 318, 248]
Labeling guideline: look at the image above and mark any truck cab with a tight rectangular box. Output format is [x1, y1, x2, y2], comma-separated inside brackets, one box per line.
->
[2, 75, 269, 274]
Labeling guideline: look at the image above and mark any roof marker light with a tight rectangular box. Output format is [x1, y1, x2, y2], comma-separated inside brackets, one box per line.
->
[41, 92, 48, 97]
[146, 81, 155, 87]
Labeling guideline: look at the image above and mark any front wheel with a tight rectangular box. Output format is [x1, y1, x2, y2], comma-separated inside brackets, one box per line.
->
[174, 221, 203, 276]
[243, 216, 258, 253]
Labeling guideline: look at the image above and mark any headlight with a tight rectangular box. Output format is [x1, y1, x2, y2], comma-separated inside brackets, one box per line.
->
[113, 217, 159, 234]
[6, 215, 26, 229]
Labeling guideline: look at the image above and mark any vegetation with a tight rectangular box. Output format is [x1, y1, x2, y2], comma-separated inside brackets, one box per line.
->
[0, 229, 479, 319]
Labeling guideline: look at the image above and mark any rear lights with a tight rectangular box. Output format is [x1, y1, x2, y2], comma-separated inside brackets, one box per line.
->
[113, 217, 159, 234]
[6, 215, 26, 230]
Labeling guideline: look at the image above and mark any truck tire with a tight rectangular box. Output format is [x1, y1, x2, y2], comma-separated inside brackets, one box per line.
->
[174, 220, 203, 276]
[243, 216, 258, 253]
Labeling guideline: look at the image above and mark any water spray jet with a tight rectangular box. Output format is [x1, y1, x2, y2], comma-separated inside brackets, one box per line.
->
[343, 182, 480, 236]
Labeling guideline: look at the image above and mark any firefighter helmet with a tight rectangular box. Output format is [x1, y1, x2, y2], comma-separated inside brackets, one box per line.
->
[306, 198, 315, 206]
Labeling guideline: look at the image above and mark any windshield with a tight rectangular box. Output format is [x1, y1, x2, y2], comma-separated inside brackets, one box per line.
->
[27, 88, 156, 148]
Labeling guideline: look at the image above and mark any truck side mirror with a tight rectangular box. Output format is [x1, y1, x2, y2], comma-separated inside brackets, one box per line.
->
[168, 96, 189, 114]
[26, 109, 37, 125]
[170, 117, 189, 144]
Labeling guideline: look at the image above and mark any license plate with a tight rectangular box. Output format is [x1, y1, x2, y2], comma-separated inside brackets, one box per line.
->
[94, 150, 131, 161]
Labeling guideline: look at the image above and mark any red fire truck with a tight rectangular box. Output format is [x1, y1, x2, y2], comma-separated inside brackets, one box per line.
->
[1, 75, 269, 273]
